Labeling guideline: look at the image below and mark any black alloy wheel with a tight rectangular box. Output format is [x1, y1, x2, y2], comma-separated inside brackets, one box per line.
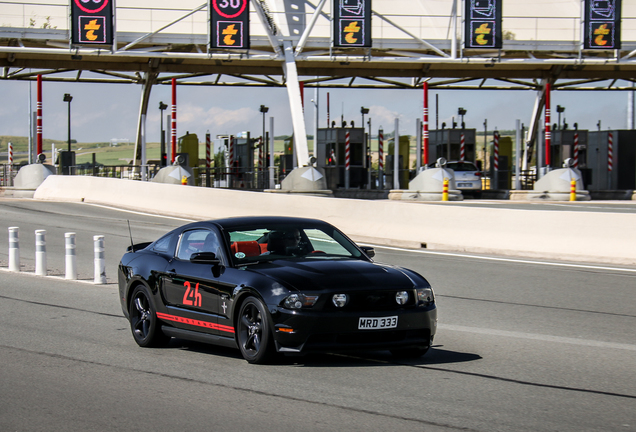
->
[237, 296, 274, 364]
[129, 285, 170, 347]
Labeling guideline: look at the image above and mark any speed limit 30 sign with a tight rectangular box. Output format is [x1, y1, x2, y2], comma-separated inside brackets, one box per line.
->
[210, 0, 250, 49]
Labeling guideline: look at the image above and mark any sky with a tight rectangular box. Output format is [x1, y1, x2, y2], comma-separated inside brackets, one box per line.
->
[0, 75, 633, 146]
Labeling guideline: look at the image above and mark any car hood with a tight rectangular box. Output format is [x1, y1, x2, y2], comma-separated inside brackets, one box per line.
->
[246, 258, 416, 292]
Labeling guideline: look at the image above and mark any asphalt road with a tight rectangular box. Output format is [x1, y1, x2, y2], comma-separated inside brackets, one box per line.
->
[0, 199, 635, 432]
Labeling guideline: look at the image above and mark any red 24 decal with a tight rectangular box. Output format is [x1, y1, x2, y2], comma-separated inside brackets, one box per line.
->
[183, 281, 202, 307]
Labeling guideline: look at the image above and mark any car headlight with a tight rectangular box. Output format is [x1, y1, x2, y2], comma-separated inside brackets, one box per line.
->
[416, 287, 434, 305]
[282, 293, 319, 310]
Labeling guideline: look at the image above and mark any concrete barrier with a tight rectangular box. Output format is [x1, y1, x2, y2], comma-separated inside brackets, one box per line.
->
[33, 175, 636, 266]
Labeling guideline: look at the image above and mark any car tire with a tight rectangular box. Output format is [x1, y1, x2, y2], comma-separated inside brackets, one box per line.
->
[390, 346, 429, 359]
[237, 296, 274, 364]
[129, 285, 170, 348]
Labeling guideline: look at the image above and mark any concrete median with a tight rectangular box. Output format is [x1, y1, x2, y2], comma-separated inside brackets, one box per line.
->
[33, 175, 636, 266]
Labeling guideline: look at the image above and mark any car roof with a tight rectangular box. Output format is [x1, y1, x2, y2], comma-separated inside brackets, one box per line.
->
[182, 216, 330, 231]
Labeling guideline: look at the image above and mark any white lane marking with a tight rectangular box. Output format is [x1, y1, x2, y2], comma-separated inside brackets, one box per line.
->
[440, 324, 636, 351]
[0, 267, 115, 285]
[547, 203, 636, 211]
[84, 203, 196, 222]
[362, 244, 636, 274]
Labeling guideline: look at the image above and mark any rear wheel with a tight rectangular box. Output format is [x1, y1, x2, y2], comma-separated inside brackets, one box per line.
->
[129, 285, 170, 347]
[237, 296, 274, 364]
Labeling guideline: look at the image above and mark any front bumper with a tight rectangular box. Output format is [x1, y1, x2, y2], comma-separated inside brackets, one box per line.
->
[269, 304, 437, 353]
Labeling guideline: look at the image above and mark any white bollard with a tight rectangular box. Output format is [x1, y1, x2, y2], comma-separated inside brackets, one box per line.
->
[8, 227, 20, 272]
[93, 235, 106, 284]
[35, 229, 47, 276]
[65, 232, 77, 280]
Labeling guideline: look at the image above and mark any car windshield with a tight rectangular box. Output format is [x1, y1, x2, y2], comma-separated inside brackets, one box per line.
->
[446, 162, 478, 172]
[226, 223, 363, 266]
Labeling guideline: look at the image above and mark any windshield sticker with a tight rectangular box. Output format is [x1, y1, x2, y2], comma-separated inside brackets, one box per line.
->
[235, 252, 246, 259]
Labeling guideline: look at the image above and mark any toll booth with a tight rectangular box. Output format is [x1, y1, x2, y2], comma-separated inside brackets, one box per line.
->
[212, 136, 229, 187]
[385, 135, 410, 189]
[178, 132, 199, 167]
[587, 130, 636, 190]
[57, 150, 76, 175]
[428, 128, 477, 163]
[233, 132, 255, 188]
[280, 136, 295, 178]
[489, 136, 512, 189]
[551, 129, 592, 186]
[316, 127, 367, 189]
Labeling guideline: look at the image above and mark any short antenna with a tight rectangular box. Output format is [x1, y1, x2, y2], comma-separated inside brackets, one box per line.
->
[127, 220, 135, 252]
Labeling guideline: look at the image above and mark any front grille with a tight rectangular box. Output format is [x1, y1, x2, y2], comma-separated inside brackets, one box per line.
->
[304, 329, 430, 351]
[323, 289, 416, 311]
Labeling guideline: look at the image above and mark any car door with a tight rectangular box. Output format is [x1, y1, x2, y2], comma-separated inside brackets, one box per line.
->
[160, 227, 232, 338]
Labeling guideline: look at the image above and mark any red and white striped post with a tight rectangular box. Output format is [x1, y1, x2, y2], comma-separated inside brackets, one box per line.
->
[345, 131, 351, 189]
[608, 132, 613, 172]
[228, 135, 234, 187]
[573, 131, 579, 168]
[460, 132, 465, 161]
[378, 129, 384, 172]
[7, 141, 13, 185]
[493, 130, 499, 189]
[422, 82, 429, 167]
[607, 131, 613, 189]
[36, 74, 43, 157]
[205, 131, 211, 168]
[171, 78, 177, 164]
[545, 82, 551, 169]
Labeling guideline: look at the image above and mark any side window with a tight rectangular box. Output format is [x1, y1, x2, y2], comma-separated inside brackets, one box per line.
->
[176, 229, 226, 263]
[153, 234, 172, 252]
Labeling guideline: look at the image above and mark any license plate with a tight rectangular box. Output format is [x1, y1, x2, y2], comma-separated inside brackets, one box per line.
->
[358, 316, 398, 330]
[457, 183, 472, 187]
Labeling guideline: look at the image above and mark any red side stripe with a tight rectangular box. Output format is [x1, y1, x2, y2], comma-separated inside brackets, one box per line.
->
[156, 312, 235, 334]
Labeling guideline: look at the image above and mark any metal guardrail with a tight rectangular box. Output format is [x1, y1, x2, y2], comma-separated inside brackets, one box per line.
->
[0, 164, 18, 187]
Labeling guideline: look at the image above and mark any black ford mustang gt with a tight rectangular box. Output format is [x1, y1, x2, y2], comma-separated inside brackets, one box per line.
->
[118, 216, 437, 363]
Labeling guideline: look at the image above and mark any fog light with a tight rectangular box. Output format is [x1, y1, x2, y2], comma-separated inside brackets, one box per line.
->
[332, 294, 348, 308]
[395, 291, 409, 305]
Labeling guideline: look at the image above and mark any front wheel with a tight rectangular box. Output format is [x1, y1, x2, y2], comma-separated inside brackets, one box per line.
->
[129, 285, 170, 347]
[237, 296, 274, 364]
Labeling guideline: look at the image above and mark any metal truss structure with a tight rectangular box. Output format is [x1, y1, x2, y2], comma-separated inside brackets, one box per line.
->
[1, 0, 636, 166]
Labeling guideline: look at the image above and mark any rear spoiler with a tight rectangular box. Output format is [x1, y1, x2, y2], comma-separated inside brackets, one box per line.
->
[127, 242, 152, 252]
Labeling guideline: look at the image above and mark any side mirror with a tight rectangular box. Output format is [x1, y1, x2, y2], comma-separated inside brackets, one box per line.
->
[360, 246, 375, 259]
[190, 252, 221, 265]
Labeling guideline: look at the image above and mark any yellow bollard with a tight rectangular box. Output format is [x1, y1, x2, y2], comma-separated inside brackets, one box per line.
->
[570, 178, 576, 201]
[182, 175, 188, 185]
[442, 178, 449, 201]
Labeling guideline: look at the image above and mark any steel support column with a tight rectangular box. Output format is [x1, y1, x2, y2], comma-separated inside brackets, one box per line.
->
[133, 71, 157, 168]
[283, 40, 309, 167]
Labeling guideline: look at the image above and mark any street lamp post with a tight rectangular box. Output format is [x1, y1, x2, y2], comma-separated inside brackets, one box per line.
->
[159, 101, 168, 166]
[458, 107, 467, 129]
[556, 105, 565, 130]
[260, 105, 269, 185]
[360, 107, 370, 188]
[63, 93, 73, 152]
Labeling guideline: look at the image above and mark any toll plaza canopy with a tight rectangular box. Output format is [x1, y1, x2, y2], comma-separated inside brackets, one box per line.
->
[2, 0, 636, 87]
